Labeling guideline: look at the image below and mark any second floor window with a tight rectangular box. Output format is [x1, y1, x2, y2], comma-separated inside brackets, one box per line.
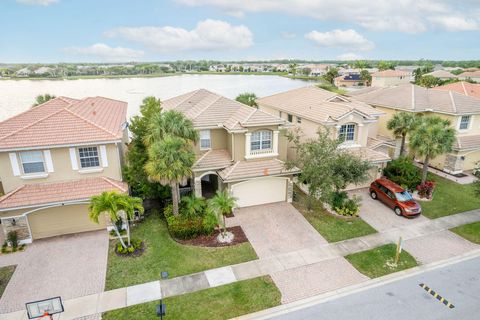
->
[20, 151, 45, 174]
[287, 114, 293, 122]
[459, 115, 471, 130]
[338, 124, 356, 142]
[79, 146, 100, 168]
[199, 130, 211, 149]
[251, 130, 272, 151]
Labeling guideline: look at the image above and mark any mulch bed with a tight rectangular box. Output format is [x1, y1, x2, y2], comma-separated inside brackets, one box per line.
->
[176, 226, 248, 247]
[114, 241, 145, 258]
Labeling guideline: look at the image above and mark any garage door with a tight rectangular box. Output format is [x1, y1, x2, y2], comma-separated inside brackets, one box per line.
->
[28, 204, 106, 239]
[231, 177, 287, 208]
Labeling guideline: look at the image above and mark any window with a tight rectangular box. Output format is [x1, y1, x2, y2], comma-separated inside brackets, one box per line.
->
[287, 114, 293, 122]
[251, 130, 272, 151]
[338, 124, 356, 142]
[199, 130, 211, 149]
[297, 117, 302, 124]
[78, 146, 100, 168]
[459, 115, 471, 130]
[20, 151, 45, 174]
[278, 111, 283, 118]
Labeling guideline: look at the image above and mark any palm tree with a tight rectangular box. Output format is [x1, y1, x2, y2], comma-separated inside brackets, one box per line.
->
[181, 195, 206, 218]
[289, 63, 297, 76]
[209, 190, 237, 236]
[410, 116, 456, 183]
[387, 112, 419, 156]
[145, 136, 196, 216]
[145, 110, 199, 146]
[89, 192, 144, 248]
[32, 94, 56, 107]
[359, 70, 372, 86]
[235, 92, 258, 108]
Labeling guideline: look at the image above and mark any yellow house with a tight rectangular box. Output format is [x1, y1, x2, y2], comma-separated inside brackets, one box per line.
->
[0, 97, 128, 243]
[371, 70, 411, 87]
[162, 89, 300, 208]
[352, 84, 480, 174]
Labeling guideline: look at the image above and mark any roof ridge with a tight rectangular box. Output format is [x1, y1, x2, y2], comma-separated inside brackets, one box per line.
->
[64, 108, 117, 137]
[411, 84, 416, 110]
[223, 161, 240, 180]
[193, 149, 212, 167]
[449, 91, 457, 113]
[0, 185, 26, 204]
[241, 107, 258, 124]
[461, 81, 468, 96]
[101, 177, 128, 192]
[191, 95, 223, 120]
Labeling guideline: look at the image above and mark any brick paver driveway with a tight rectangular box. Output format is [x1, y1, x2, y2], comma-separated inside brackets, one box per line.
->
[0, 230, 109, 313]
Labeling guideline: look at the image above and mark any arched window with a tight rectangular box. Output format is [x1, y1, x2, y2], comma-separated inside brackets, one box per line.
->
[251, 130, 272, 151]
[338, 123, 356, 142]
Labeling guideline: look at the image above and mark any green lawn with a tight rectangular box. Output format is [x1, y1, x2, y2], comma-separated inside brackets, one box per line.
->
[293, 187, 377, 242]
[0, 265, 16, 298]
[103, 276, 281, 320]
[451, 222, 480, 244]
[420, 175, 480, 219]
[346, 244, 418, 278]
[105, 212, 257, 290]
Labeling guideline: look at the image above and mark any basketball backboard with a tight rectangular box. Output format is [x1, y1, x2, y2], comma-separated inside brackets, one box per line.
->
[26, 297, 64, 319]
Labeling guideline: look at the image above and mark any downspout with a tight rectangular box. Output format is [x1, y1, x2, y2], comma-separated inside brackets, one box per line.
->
[231, 133, 235, 161]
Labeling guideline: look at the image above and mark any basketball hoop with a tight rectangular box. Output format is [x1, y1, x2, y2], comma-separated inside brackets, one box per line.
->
[26, 297, 64, 319]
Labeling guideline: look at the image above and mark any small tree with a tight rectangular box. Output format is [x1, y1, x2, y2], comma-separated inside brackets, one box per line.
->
[180, 195, 206, 218]
[323, 68, 339, 85]
[32, 94, 56, 107]
[419, 75, 441, 88]
[387, 112, 419, 156]
[89, 192, 144, 248]
[235, 92, 258, 108]
[360, 70, 372, 86]
[209, 190, 237, 236]
[473, 162, 480, 197]
[410, 116, 456, 184]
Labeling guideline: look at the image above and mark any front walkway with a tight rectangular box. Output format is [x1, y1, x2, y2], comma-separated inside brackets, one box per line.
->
[414, 161, 477, 185]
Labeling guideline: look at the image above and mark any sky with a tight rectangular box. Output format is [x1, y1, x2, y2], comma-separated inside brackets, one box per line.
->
[1, 0, 480, 63]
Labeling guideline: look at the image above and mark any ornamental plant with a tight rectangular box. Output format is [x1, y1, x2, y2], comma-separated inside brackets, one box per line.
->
[416, 181, 435, 199]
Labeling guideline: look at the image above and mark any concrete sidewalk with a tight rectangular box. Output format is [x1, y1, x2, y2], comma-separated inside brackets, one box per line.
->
[2, 209, 479, 320]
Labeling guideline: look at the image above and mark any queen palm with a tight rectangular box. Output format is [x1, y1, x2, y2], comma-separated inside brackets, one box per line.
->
[89, 191, 144, 248]
[145, 136, 196, 216]
[410, 116, 456, 184]
[387, 112, 419, 156]
[209, 190, 237, 236]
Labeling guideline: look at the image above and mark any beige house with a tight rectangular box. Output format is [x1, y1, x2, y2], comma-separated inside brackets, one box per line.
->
[0, 97, 128, 243]
[162, 89, 300, 208]
[371, 70, 411, 87]
[424, 70, 458, 81]
[352, 84, 480, 173]
[459, 70, 480, 82]
[257, 86, 391, 189]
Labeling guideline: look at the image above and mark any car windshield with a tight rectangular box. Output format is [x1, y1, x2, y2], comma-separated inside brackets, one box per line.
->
[395, 191, 413, 202]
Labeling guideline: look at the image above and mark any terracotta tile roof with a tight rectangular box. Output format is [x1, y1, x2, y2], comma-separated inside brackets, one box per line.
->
[348, 147, 391, 163]
[434, 82, 480, 99]
[460, 71, 480, 78]
[367, 136, 396, 149]
[218, 159, 300, 182]
[353, 84, 480, 115]
[162, 89, 285, 130]
[0, 177, 128, 210]
[0, 96, 127, 150]
[257, 86, 383, 124]
[372, 70, 410, 77]
[424, 70, 458, 79]
[454, 135, 480, 151]
[193, 149, 232, 170]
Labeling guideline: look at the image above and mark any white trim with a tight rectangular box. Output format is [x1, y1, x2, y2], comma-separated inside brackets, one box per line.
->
[43, 150, 54, 173]
[69, 147, 79, 170]
[223, 171, 298, 183]
[79, 167, 104, 174]
[0, 199, 91, 214]
[197, 171, 220, 179]
[244, 152, 279, 160]
[0, 140, 122, 152]
[8, 152, 20, 176]
[20, 173, 48, 180]
[100, 145, 109, 167]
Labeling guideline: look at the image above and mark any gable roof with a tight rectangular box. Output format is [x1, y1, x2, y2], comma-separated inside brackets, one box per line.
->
[0, 96, 127, 150]
[256, 86, 383, 124]
[162, 89, 285, 131]
[372, 70, 409, 77]
[460, 70, 480, 78]
[353, 84, 480, 115]
[434, 82, 480, 99]
[424, 70, 457, 79]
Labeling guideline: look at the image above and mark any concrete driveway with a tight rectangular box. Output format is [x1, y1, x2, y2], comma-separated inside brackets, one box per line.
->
[0, 230, 109, 313]
[349, 189, 429, 232]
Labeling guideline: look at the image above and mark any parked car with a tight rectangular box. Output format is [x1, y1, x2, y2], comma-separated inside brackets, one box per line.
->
[369, 178, 421, 218]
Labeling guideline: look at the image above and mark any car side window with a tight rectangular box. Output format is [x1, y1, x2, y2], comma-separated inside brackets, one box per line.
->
[379, 185, 388, 194]
[386, 190, 395, 199]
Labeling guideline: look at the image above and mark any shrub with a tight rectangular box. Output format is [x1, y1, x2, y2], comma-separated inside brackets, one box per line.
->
[163, 204, 174, 218]
[202, 209, 218, 235]
[7, 231, 18, 249]
[416, 181, 435, 199]
[116, 238, 142, 255]
[330, 191, 348, 209]
[167, 215, 204, 240]
[331, 192, 360, 217]
[383, 156, 421, 190]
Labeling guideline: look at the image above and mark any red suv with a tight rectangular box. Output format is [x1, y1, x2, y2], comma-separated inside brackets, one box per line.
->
[369, 178, 421, 218]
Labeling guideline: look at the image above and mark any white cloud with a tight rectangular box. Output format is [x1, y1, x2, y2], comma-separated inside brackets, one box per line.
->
[175, 0, 480, 33]
[281, 31, 296, 39]
[105, 19, 253, 53]
[16, 0, 57, 5]
[63, 43, 144, 61]
[305, 29, 374, 51]
[428, 16, 479, 31]
[337, 52, 363, 60]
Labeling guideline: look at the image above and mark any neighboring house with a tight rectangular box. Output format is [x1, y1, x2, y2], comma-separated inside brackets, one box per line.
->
[353, 84, 480, 174]
[434, 81, 480, 99]
[15, 67, 31, 77]
[371, 70, 411, 87]
[424, 70, 458, 81]
[459, 71, 480, 82]
[334, 74, 364, 87]
[162, 89, 300, 208]
[257, 86, 391, 189]
[33, 66, 54, 76]
[0, 97, 128, 243]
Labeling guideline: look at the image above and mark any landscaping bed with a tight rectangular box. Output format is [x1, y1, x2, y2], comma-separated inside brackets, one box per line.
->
[0, 265, 16, 298]
[103, 276, 281, 320]
[345, 244, 418, 278]
[293, 186, 377, 242]
[450, 222, 480, 244]
[177, 226, 248, 247]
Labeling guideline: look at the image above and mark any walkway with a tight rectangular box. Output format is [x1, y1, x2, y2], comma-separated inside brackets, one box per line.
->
[2, 209, 480, 320]
[414, 161, 477, 185]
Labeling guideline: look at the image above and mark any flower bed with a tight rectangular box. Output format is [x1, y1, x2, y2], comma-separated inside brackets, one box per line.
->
[177, 226, 248, 247]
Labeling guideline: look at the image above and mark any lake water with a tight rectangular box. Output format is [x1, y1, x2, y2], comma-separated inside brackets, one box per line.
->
[0, 74, 311, 121]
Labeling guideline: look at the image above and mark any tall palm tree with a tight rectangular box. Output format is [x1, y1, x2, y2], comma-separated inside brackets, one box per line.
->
[209, 190, 237, 236]
[32, 94, 56, 107]
[410, 116, 456, 183]
[145, 136, 196, 216]
[145, 110, 199, 146]
[387, 112, 419, 156]
[235, 92, 258, 108]
[89, 192, 144, 248]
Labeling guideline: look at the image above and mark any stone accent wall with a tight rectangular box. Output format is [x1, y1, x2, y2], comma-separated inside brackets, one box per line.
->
[287, 179, 293, 203]
[444, 154, 463, 173]
[1, 216, 31, 241]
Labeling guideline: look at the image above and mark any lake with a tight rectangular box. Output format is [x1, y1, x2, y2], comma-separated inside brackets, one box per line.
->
[0, 74, 312, 121]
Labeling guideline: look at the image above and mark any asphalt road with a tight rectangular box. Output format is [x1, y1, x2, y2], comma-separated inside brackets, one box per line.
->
[271, 256, 480, 320]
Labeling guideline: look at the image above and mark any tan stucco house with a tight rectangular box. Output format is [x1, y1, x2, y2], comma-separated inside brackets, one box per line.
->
[257, 86, 391, 189]
[371, 70, 411, 87]
[0, 96, 128, 243]
[162, 89, 300, 208]
[352, 84, 480, 174]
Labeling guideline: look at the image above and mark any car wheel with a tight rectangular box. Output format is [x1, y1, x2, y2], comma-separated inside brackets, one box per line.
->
[394, 207, 403, 216]
[370, 191, 377, 200]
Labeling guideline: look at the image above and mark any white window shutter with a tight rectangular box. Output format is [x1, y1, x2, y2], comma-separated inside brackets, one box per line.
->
[43, 150, 54, 173]
[100, 145, 108, 167]
[69, 148, 78, 170]
[9, 153, 20, 176]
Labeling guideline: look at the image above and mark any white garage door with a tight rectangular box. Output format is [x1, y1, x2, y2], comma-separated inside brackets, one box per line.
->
[231, 177, 287, 208]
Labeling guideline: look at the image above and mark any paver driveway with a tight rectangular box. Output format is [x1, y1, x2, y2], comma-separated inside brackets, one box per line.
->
[0, 230, 109, 313]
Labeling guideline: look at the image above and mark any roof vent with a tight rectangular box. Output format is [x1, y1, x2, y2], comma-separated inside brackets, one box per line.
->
[92, 110, 97, 116]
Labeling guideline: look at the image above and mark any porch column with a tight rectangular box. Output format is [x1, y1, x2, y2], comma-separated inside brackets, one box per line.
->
[194, 177, 202, 198]
[273, 130, 279, 154]
[245, 132, 251, 157]
[287, 179, 293, 203]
